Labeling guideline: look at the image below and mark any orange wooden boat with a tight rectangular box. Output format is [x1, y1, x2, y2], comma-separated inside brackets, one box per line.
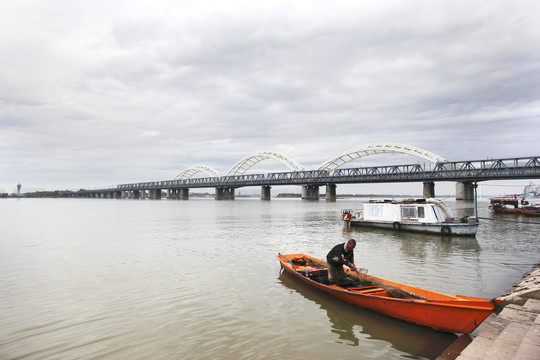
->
[277, 253, 501, 334]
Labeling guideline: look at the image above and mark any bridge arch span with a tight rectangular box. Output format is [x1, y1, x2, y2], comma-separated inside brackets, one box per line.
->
[174, 165, 223, 180]
[318, 143, 448, 171]
[226, 151, 306, 176]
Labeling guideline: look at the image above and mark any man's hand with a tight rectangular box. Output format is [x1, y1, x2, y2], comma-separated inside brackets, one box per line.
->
[350, 263, 357, 271]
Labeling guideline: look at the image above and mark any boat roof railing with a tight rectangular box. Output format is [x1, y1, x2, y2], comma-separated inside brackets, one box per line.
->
[368, 198, 429, 204]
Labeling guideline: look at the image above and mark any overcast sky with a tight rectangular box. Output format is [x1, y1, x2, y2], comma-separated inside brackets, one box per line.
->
[1, 0, 539, 195]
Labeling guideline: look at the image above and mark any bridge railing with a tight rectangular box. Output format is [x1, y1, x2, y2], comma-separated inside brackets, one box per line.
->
[266, 170, 330, 185]
[331, 164, 426, 183]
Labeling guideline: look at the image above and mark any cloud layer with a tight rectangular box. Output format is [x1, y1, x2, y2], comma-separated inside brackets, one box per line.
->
[1, 0, 539, 193]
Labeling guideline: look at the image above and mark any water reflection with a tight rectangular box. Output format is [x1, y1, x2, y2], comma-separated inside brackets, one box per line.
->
[343, 226, 481, 257]
[278, 272, 457, 359]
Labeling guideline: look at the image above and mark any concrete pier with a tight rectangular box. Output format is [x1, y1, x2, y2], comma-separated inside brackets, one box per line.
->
[302, 185, 320, 200]
[215, 187, 223, 200]
[456, 181, 475, 200]
[261, 185, 271, 200]
[149, 189, 162, 200]
[325, 184, 337, 201]
[423, 181, 435, 199]
[179, 189, 189, 200]
[224, 188, 235, 200]
[438, 263, 540, 360]
[215, 187, 235, 200]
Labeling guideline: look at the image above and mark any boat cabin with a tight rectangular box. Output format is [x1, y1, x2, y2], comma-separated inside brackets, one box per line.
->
[489, 197, 526, 209]
[346, 199, 453, 224]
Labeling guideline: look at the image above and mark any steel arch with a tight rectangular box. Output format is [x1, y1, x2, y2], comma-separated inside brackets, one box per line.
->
[173, 165, 223, 180]
[318, 143, 448, 171]
[226, 151, 306, 176]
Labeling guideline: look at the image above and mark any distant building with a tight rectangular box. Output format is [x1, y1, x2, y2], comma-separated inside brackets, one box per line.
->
[524, 182, 539, 197]
[17, 183, 22, 195]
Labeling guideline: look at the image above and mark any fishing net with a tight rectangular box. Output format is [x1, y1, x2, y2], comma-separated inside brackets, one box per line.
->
[356, 268, 368, 280]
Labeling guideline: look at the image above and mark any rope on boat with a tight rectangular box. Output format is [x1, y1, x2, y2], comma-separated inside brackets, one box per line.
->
[478, 217, 540, 225]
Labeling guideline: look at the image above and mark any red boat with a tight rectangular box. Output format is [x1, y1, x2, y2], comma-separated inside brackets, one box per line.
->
[277, 253, 501, 334]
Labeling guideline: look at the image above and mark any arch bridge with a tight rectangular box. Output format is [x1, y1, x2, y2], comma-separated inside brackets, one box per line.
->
[74, 143, 540, 201]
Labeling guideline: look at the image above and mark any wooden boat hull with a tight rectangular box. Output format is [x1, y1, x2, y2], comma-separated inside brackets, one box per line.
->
[346, 219, 478, 236]
[277, 253, 500, 334]
[491, 207, 540, 216]
[489, 197, 540, 216]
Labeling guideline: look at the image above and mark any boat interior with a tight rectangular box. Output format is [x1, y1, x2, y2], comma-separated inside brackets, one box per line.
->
[288, 255, 410, 299]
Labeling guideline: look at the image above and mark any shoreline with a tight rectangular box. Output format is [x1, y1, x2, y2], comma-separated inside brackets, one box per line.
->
[438, 261, 540, 360]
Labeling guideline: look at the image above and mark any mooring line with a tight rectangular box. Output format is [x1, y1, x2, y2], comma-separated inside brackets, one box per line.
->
[478, 217, 540, 225]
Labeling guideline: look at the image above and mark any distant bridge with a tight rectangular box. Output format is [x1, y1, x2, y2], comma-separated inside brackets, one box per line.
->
[74, 143, 540, 201]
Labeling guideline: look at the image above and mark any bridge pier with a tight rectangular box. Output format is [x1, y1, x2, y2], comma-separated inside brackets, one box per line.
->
[456, 181, 475, 200]
[215, 187, 223, 200]
[325, 184, 337, 201]
[302, 185, 320, 200]
[215, 187, 235, 200]
[423, 181, 435, 199]
[168, 189, 180, 200]
[148, 190, 161, 199]
[261, 186, 271, 200]
[224, 188, 235, 200]
[179, 189, 189, 200]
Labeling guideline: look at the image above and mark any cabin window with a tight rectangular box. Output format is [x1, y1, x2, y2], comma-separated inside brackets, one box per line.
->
[418, 207, 425, 218]
[369, 206, 382, 217]
[402, 207, 417, 218]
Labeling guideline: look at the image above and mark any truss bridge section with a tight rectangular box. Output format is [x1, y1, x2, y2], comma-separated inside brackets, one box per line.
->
[77, 156, 540, 201]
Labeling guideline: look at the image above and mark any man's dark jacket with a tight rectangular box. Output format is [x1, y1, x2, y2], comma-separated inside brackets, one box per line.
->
[326, 243, 354, 267]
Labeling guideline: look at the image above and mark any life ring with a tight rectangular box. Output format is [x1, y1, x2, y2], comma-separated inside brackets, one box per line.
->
[343, 213, 352, 221]
[441, 226, 451, 235]
[393, 222, 401, 230]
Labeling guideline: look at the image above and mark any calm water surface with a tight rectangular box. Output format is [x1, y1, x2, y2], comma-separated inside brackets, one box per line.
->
[1, 198, 539, 359]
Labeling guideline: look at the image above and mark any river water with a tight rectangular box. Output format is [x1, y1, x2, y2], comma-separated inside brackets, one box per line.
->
[1, 197, 538, 359]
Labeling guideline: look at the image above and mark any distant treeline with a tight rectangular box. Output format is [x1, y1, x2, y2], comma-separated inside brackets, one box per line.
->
[1, 190, 76, 198]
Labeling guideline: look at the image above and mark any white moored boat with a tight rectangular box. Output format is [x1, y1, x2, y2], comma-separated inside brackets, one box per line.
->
[342, 198, 478, 236]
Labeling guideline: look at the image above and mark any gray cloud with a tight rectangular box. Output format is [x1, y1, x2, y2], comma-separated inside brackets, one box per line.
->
[1, 0, 539, 193]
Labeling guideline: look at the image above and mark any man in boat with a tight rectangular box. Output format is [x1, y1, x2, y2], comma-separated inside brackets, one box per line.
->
[326, 239, 357, 285]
